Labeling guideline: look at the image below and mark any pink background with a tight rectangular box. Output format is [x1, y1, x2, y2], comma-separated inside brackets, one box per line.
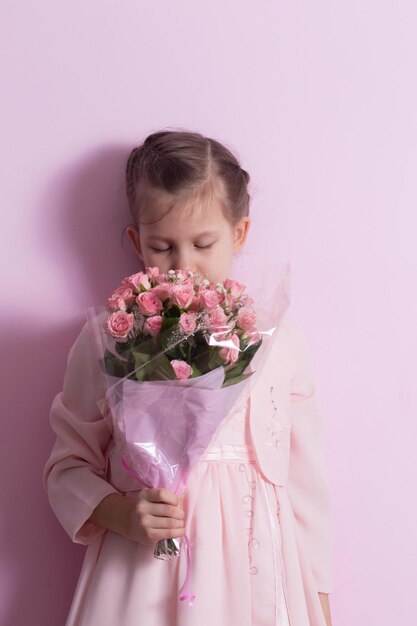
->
[1, 1, 416, 624]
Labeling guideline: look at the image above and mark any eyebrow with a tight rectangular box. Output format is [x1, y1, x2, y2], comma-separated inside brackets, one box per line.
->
[145, 230, 220, 242]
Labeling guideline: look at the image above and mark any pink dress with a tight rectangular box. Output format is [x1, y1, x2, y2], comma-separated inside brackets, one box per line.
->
[65, 385, 291, 626]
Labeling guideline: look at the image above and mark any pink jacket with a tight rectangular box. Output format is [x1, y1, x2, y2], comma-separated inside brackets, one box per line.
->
[43, 313, 333, 595]
[249, 316, 333, 594]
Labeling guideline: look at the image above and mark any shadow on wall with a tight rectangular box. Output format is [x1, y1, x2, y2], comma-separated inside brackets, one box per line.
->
[1, 144, 143, 626]
[39, 143, 144, 306]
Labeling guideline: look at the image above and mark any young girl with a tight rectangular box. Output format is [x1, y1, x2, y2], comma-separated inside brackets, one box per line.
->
[43, 130, 334, 626]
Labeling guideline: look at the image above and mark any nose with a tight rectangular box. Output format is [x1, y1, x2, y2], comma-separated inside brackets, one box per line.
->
[170, 248, 195, 273]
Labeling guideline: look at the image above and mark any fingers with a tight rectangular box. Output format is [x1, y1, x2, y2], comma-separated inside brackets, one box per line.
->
[137, 489, 185, 521]
[152, 503, 185, 520]
[145, 488, 180, 506]
[145, 514, 185, 530]
[139, 511, 185, 544]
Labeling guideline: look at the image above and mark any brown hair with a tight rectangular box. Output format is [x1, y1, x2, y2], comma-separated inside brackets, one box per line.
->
[124, 129, 251, 230]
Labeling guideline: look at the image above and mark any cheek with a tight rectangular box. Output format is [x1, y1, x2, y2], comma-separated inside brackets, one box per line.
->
[141, 250, 164, 271]
[206, 248, 233, 281]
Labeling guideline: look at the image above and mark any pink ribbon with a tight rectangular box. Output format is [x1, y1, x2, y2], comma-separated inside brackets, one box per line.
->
[120, 456, 196, 606]
[178, 533, 196, 605]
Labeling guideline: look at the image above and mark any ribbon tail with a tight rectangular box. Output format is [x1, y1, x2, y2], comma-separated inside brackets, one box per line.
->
[178, 533, 196, 606]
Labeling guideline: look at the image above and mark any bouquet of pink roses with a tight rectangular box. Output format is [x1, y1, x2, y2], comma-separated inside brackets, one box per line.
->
[98, 266, 262, 386]
[85, 264, 291, 605]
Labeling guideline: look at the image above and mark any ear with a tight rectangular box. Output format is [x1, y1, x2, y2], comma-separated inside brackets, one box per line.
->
[232, 216, 251, 253]
[126, 225, 144, 261]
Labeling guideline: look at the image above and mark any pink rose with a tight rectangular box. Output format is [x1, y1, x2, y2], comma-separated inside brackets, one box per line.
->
[171, 284, 195, 309]
[179, 312, 197, 334]
[107, 286, 135, 312]
[170, 359, 193, 380]
[136, 291, 163, 316]
[129, 272, 151, 292]
[218, 333, 241, 365]
[152, 282, 173, 302]
[215, 287, 226, 305]
[154, 271, 167, 283]
[121, 274, 134, 286]
[188, 293, 201, 311]
[199, 288, 220, 309]
[106, 311, 134, 339]
[237, 307, 257, 332]
[144, 315, 163, 337]
[223, 293, 237, 311]
[208, 306, 228, 331]
[223, 279, 246, 298]
[240, 294, 254, 308]
[146, 266, 160, 279]
[246, 329, 262, 346]
[121, 271, 141, 287]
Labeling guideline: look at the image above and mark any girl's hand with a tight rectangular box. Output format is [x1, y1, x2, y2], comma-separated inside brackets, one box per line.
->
[126, 488, 186, 546]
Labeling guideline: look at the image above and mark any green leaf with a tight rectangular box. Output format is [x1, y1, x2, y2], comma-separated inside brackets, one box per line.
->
[223, 371, 254, 387]
[132, 350, 152, 381]
[161, 316, 178, 333]
[208, 347, 224, 370]
[103, 350, 129, 378]
[132, 336, 156, 355]
[192, 345, 211, 374]
[190, 363, 202, 378]
[147, 353, 177, 381]
[177, 342, 186, 359]
[115, 341, 131, 357]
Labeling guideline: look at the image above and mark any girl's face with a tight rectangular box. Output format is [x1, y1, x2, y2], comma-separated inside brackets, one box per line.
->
[126, 196, 250, 283]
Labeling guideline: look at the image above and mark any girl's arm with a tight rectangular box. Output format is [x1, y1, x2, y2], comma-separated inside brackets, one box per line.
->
[286, 320, 334, 606]
[42, 320, 120, 544]
[88, 493, 135, 538]
[318, 592, 333, 626]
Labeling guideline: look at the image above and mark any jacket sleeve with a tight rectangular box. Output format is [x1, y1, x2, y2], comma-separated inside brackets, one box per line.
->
[286, 319, 334, 593]
[42, 319, 119, 545]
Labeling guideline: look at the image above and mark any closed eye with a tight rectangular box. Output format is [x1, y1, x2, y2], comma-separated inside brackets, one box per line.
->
[149, 242, 215, 253]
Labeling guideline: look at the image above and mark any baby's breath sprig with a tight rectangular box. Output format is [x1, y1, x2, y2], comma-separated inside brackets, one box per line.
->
[164, 311, 209, 351]
[132, 307, 146, 335]
[164, 326, 189, 352]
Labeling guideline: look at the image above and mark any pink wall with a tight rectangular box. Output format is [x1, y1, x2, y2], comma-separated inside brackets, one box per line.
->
[1, 1, 416, 624]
